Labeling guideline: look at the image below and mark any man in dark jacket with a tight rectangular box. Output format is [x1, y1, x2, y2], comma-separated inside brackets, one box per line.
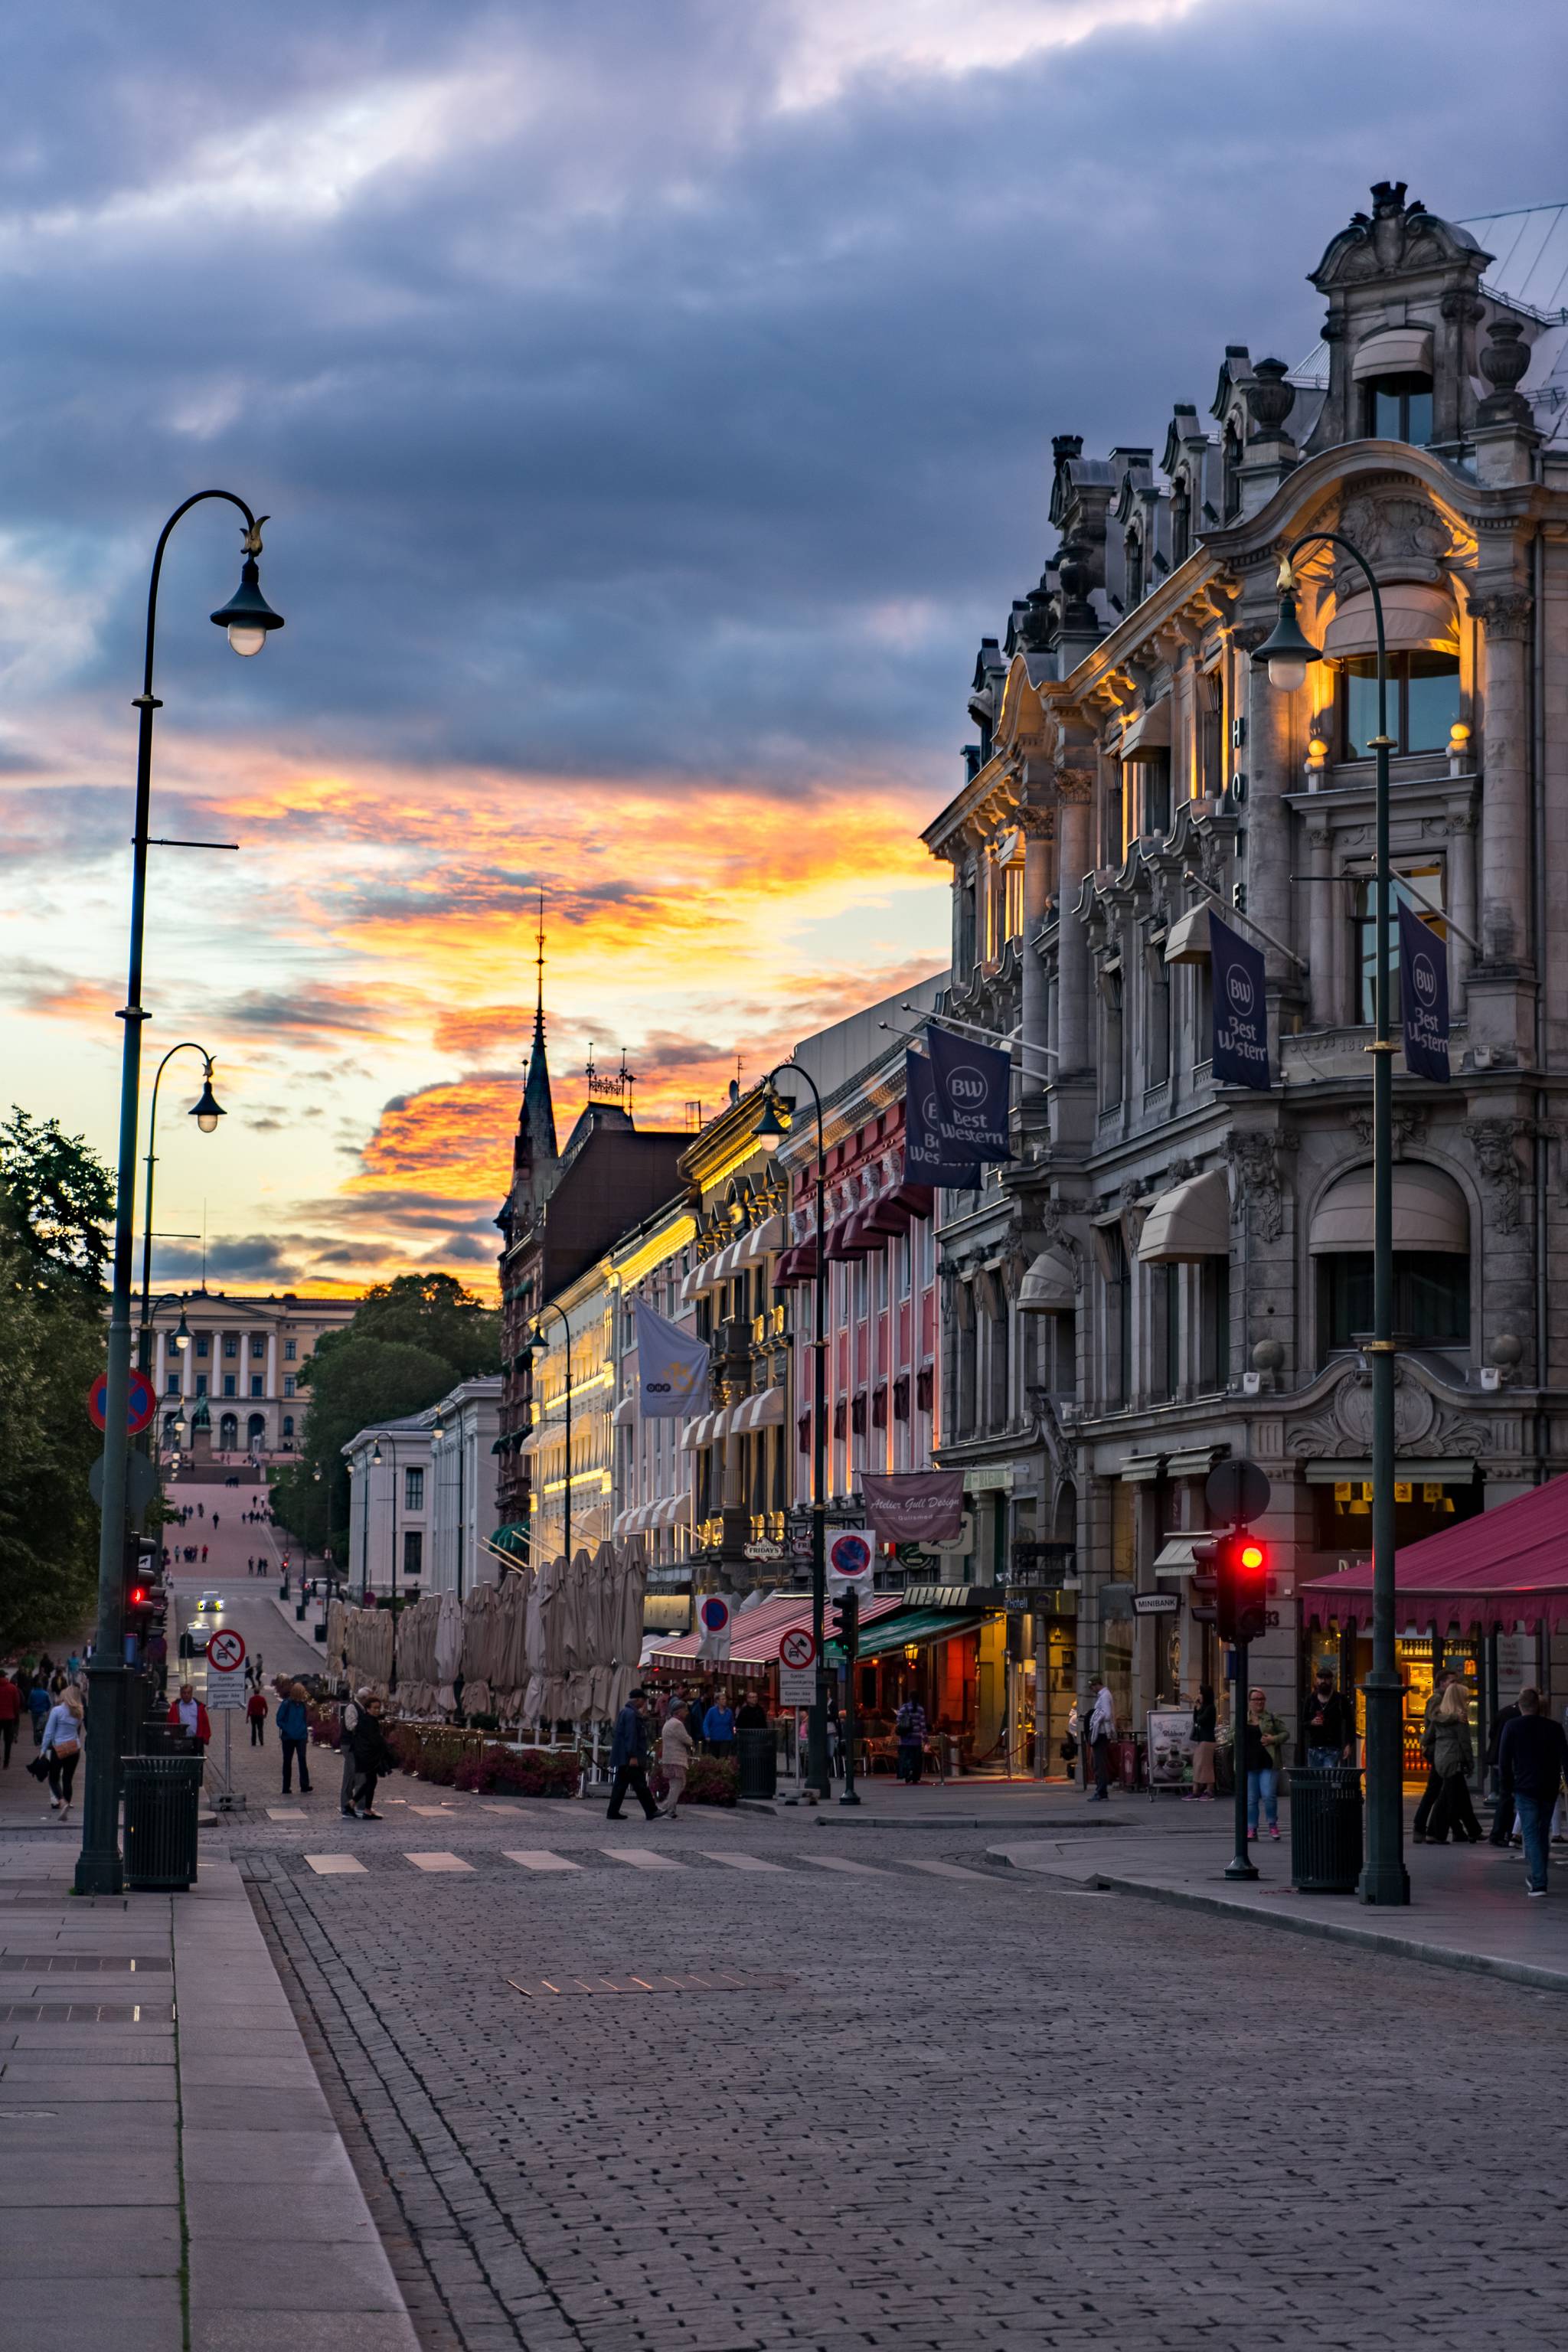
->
[1497, 1687, 1568, 1895]
[606, 1689, 659, 1821]
[1302, 1671, 1354, 1768]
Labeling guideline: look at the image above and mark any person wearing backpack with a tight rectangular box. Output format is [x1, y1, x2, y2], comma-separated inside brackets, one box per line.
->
[275, 1683, 312, 1796]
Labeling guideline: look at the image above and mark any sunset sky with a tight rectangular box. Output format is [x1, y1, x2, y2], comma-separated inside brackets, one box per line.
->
[5, 0, 1566, 1295]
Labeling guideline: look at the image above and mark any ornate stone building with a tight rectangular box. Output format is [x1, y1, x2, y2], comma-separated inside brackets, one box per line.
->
[923, 184, 1568, 1740]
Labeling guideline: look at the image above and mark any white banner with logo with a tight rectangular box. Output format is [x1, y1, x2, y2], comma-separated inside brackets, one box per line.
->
[632, 1297, 710, 1420]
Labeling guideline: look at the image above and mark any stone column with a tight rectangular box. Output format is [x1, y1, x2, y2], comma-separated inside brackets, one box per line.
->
[1446, 802, 1477, 1014]
[266, 1333, 277, 1397]
[1054, 774, 1095, 1072]
[1474, 596, 1534, 965]
[1306, 815, 1335, 1028]
[1018, 805, 1054, 1099]
[1243, 631, 1299, 978]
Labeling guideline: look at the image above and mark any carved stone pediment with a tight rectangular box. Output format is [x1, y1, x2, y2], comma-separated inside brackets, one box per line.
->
[1284, 1357, 1495, 1461]
[1332, 489, 1459, 590]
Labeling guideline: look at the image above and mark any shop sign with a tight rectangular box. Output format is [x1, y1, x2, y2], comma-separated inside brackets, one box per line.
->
[1132, 1592, 1179, 1615]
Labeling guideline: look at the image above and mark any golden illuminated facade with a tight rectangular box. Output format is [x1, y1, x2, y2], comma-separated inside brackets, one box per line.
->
[923, 181, 1568, 1743]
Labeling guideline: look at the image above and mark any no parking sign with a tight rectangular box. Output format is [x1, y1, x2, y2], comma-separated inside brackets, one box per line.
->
[826, 1530, 875, 1595]
[697, 1592, 732, 1661]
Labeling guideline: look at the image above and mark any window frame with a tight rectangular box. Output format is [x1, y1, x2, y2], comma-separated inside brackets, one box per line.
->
[1339, 648, 1460, 760]
[1363, 371, 1433, 446]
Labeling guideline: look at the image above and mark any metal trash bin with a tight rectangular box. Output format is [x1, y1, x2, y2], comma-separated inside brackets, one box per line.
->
[737, 1726, 777, 1802]
[1289, 1764, 1364, 1893]
[123, 1755, 203, 1891]
[139, 1720, 198, 1759]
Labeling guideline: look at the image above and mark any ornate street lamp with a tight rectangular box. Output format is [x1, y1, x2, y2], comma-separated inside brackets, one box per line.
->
[77, 496, 283, 1898]
[1256, 540, 1408, 1909]
[138, 1045, 225, 1378]
[528, 1307, 573, 1564]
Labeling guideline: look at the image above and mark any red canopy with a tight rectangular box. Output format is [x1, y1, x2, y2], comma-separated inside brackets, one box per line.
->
[1298, 1476, 1568, 1633]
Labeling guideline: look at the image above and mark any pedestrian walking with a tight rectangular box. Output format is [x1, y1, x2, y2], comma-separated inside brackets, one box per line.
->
[1061, 1697, 1080, 1782]
[1302, 1668, 1356, 1769]
[167, 1683, 211, 1749]
[1426, 1679, 1482, 1843]
[737, 1689, 769, 1733]
[246, 1686, 268, 1747]
[1498, 1688, 1568, 1896]
[1412, 1671, 1456, 1843]
[825, 1689, 844, 1780]
[703, 1695, 736, 1758]
[1086, 1677, 1115, 1800]
[1185, 1682, 1217, 1802]
[347, 1694, 394, 1818]
[658, 1701, 694, 1818]
[26, 1676, 48, 1749]
[276, 1683, 312, 1796]
[0, 1671, 19, 1769]
[895, 1695, 927, 1783]
[39, 1688, 85, 1821]
[1243, 1686, 1287, 1841]
[606, 1689, 659, 1821]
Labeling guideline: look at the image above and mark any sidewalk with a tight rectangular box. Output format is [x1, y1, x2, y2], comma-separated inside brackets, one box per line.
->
[989, 1824, 1568, 1994]
[0, 1759, 417, 2349]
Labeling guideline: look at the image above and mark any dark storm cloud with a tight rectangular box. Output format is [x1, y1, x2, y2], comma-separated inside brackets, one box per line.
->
[6, 0, 1566, 801]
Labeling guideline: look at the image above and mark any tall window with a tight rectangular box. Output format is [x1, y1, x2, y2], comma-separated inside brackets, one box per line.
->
[1099, 964, 1124, 1111]
[1152, 1263, 1181, 1402]
[1342, 651, 1459, 758]
[1200, 1258, 1230, 1391]
[1105, 1230, 1131, 1406]
[1145, 943, 1171, 1089]
[404, 1466, 424, 1511]
[1193, 958, 1214, 1073]
[1138, 753, 1171, 838]
[250, 1375, 263, 1399]
[1364, 372, 1432, 445]
[224, 1338, 237, 1359]
[1003, 861, 1024, 942]
[403, 1530, 423, 1579]
[284, 1339, 296, 1361]
[1353, 868, 1445, 1025]
[1198, 678, 1223, 802]
[1321, 1253, 1469, 1350]
[195, 1336, 209, 1359]
[250, 1337, 265, 1359]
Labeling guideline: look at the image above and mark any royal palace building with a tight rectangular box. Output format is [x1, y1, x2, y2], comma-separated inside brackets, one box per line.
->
[924, 182, 1568, 1745]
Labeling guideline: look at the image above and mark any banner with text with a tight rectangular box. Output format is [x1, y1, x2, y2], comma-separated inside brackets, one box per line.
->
[1397, 900, 1451, 1083]
[862, 1470, 965, 1545]
[926, 1022, 1013, 1159]
[1209, 910, 1271, 1091]
[903, 1050, 981, 1188]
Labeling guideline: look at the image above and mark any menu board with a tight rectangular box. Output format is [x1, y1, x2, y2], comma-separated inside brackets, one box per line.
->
[1146, 1708, 1194, 1788]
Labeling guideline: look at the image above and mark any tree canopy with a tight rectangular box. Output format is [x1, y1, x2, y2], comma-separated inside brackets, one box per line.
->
[0, 1230, 106, 1647]
[304, 1272, 499, 1387]
[0, 1108, 113, 1295]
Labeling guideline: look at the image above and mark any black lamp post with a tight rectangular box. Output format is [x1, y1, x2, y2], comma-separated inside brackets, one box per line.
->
[370, 1433, 405, 1690]
[528, 1305, 573, 1563]
[138, 1044, 224, 1380]
[756, 1062, 839, 1801]
[77, 495, 283, 1898]
[1254, 538, 1409, 1908]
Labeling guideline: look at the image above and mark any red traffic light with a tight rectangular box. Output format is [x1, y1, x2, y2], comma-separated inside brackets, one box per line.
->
[129, 1586, 148, 1608]
[1215, 1530, 1269, 1645]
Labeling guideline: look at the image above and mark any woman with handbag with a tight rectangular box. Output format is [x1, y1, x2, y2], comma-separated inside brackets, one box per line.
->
[40, 1688, 85, 1821]
[1426, 1678, 1482, 1843]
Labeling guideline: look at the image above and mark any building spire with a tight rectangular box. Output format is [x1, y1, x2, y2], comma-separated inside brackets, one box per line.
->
[515, 889, 558, 1196]
[532, 888, 547, 1054]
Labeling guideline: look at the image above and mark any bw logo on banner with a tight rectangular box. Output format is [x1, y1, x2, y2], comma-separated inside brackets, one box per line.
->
[925, 1023, 1012, 1160]
[903, 1050, 981, 1189]
[1397, 900, 1450, 1084]
[1208, 911, 1271, 1091]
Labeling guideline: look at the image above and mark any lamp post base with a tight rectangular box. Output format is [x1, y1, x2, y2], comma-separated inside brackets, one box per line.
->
[1357, 1668, 1410, 1906]
[74, 1658, 128, 1897]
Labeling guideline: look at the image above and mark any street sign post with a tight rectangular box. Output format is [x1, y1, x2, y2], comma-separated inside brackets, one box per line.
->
[88, 1368, 158, 1437]
[697, 1594, 732, 1661]
[779, 1627, 817, 1709]
[207, 1628, 246, 1675]
[204, 1628, 247, 1818]
[825, 1530, 874, 1593]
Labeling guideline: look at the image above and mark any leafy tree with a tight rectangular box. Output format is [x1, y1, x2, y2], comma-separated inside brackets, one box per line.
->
[271, 1336, 459, 1566]
[0, 1233, 104, 1645]
[0, 1108, 113, 1294]
[304, 1272, 499, 1387]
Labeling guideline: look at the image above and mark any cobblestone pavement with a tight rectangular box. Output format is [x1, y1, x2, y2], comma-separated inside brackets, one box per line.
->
[165, 1526, 1568, 2352]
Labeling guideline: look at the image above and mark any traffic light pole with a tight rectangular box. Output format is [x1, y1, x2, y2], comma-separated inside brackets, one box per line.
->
[840, 1592, 860, 1807]
[1226, 1635, 1258, 1882]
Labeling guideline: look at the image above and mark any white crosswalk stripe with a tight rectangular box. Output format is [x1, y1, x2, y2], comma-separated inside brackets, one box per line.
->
[405, 1852, 473, 1873]
[602, 1848, 684, 1869]
[304, 1854, 366, 1876]
[902, 1858, 992, 1883]
[266, 1808, 306, 1821]
[795, 1853, 887, 1875]
[505, 1850, 583, 1871]
[701, 1851, 787, 1872]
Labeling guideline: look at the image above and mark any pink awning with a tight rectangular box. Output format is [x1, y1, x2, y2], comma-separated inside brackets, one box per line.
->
[1299, 1475, 1568, 1633]
[825, 1213, 874, 1263]
[647, 1591, 906, 1673]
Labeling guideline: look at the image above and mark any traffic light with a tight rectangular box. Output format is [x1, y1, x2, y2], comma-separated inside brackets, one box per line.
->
[1189, 1540, 1218, 1626]
[831, 1588, 860, 1658]
[1215, 1530, 1268, 1645]
[122, 1537, 158, 1645]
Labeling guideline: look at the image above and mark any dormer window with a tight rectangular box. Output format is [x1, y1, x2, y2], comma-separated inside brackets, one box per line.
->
[1170, 479, 1191, 568]
[1365, 371, 1432, 445]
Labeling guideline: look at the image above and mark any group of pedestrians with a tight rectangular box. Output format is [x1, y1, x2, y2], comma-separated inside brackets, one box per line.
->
[335, 1685, 396, 1818]
[605, 1685, 773, 1821]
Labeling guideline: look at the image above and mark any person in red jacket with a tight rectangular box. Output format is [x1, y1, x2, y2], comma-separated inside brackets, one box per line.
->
[168, 1684, 211, 1747]
[0, 1672, 19, 1769]
[246, 1686, 268, 1747]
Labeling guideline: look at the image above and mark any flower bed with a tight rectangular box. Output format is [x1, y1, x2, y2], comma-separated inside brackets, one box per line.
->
[650, 1756, 737, 1808]
[385, 1720, 581, 1797]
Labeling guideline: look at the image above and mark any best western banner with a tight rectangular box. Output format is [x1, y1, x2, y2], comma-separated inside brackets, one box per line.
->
[903, 1049, 981, 1187]
[1397, 900, 1450, 1083]
[862, 1471, 965, 1545]
[632, 1297, 710, 1419]
[1209, 910, 1270, 1091]
[925, 1022, 1012, 1159]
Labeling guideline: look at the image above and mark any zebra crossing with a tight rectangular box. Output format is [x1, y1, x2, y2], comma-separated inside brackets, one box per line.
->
[296, 1845, 998, 1883]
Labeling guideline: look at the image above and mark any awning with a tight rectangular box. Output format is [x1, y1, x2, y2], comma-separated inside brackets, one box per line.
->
[1117, 698, 1172, 760]
[1299, 1475, 1568, 1632]
[489, 1524, 529, 1557]
[871, 1180, 934, 1228]
[518, 1426, 544, 1455]
[1120, 1454, 1165, 1483]
[655, 1491, 692, 1528]
[1309, 1162, 1469, 1254]
[691, 1257, 719, 1295]
[1301, 1459, 1473, 1485]
[1017, 1250, 1075, 1312]
[828, 1606, 984, 1665]
[1153, 1535, 1209, 1577]
[613, 1395, 637, 1427]
[825, 1213, 873, 1263]
[1164, 903, 1211, 965]
[681, 1412, 717, 1452]
[741, 1213, 784, 1263]
[1322, 581, 1459, 661]
[733, 1387, 786, 1434]
[679, 1266, 701, 1307]
[648, 1591, 907, 1671]
[1137, 1168, 1230, 1263]
[1352, 324, 1434, 381]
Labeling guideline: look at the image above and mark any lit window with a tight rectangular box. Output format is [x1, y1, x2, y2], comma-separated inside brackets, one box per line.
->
[1342, 651, 1459, 759]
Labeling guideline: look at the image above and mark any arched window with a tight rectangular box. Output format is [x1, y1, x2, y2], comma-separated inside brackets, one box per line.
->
[219, 1412, 238, 1450]
[247, 1413, 266, 1452]
[282, 1415, 295, 1441]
